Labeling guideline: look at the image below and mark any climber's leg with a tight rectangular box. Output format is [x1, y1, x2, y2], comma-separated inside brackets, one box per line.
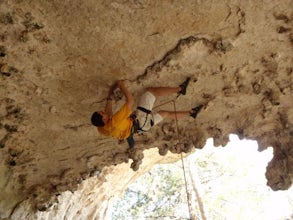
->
[157, 104, 204, 121]
[157, 110, 191, 120]
[146, 87, 181, 97]
[146, 77, 191, 97]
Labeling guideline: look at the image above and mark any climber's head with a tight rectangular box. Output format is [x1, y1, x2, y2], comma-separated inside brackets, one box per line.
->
[91, 111, 109, 127]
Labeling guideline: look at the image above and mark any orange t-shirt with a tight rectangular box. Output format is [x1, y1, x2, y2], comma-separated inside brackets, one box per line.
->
[98, 104, 133, 140]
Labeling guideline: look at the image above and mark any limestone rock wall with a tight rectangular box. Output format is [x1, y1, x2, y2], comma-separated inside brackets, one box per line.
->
[0, 0, 292, 219]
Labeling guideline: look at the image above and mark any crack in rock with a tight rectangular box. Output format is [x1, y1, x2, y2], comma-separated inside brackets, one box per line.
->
[136, 36, 219, 82]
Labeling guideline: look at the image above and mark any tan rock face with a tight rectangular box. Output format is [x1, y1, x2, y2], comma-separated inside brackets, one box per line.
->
[0, 0, 292, 218]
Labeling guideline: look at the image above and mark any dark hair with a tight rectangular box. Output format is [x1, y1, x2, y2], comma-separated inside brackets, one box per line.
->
[91, 112, 105, 127]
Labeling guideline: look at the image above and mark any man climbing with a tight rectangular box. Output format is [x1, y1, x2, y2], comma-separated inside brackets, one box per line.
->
[91, 78, 203, 148]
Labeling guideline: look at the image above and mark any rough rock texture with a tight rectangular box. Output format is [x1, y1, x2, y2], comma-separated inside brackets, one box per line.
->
[0, 0, 292, 218]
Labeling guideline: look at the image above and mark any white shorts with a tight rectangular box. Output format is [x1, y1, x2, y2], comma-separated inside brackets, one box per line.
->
[136, 91, 163, 131]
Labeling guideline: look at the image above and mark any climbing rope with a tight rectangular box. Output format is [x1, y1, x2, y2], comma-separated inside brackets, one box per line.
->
[173, 99, 194, 220]
[153, 97, 194, 218]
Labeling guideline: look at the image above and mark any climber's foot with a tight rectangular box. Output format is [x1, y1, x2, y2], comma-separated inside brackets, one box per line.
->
[178, 77, 191, 96]
[190, 105, 204, 118]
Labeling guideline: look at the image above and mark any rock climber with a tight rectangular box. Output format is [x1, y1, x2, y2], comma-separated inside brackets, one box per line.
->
[91, 78, 203, 148]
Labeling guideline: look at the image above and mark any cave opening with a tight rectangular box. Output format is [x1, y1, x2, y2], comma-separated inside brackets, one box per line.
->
[108, 135, 293, 220]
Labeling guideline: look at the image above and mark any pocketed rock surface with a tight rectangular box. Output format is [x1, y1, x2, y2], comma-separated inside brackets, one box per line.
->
[0, 0, 292, 219]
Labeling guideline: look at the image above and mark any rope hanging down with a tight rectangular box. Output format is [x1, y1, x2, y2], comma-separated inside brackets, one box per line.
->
[154, 97, 194, 218]
[173, 99, 194, 220]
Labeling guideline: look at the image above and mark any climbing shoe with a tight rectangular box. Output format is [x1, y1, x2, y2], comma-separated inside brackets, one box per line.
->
[178, 77, 191, 95]
[190, 105, 204, 118]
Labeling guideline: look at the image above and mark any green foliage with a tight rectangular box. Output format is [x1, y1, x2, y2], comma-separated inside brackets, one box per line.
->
[111, 165, 190, 220]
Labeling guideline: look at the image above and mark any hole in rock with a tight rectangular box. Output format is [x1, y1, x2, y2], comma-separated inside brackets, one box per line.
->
[108, 134, 293, 220]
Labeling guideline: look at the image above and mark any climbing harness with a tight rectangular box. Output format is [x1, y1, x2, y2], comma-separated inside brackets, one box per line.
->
[137, 94, 182, 131]
[136, 106, 153, 131]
